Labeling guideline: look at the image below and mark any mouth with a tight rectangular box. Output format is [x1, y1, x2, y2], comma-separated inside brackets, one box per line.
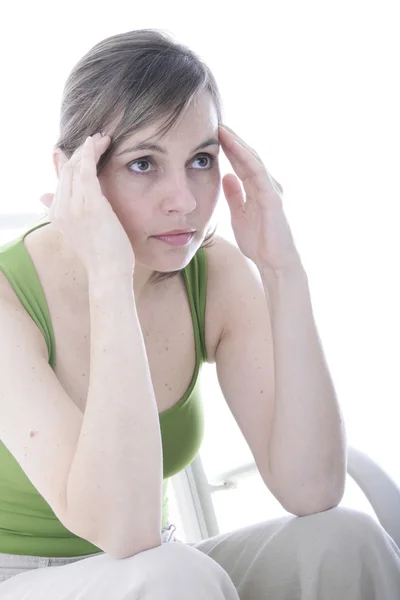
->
[151, 232, 195, 247]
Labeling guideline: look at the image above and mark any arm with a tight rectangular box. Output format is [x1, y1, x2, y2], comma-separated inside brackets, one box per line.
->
[260, 262, 347, 513]
[214, 240, 347, 516]
[66, 275, 163, 558]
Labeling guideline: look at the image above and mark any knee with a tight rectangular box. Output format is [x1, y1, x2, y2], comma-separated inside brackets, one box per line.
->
[291, 506, 383, 550]
[302, 506, 379, 534]
[141, 539, 217, 572]
[123, 542, 235, 595]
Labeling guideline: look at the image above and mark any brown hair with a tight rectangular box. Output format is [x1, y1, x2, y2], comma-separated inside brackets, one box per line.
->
[48, 29, 223, 284]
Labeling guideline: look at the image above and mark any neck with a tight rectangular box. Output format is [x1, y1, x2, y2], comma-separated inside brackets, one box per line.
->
[132, 262, 155, 298]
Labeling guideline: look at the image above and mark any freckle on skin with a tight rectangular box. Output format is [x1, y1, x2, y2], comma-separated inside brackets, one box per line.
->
[29, 430, 38, 437]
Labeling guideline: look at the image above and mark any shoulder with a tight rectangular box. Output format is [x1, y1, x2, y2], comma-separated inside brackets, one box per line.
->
[204, 232, 263, 298]
[203, 233, 254, 299]
[0, 272, 49, 360]
[202, 233, 264, 361]
[202, 233, 241, 273]
[0, 230, 52, 357]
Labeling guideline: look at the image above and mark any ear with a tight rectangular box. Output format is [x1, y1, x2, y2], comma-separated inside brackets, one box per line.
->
[52, 148, 69, 178]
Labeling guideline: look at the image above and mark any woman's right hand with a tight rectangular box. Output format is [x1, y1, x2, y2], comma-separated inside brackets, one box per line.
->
[40, 132, 135, 278]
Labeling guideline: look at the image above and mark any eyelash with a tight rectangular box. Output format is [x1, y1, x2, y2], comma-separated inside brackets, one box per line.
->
[127, 153, 216, 174]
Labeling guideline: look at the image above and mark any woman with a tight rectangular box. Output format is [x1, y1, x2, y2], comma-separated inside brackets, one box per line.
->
[0, 29, 399, 599]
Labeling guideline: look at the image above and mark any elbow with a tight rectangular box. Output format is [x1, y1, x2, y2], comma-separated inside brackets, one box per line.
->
[283, 496, 342, 517]
[110, 534, 163, 560]
[86, 522, 163, 560]
[272, 479, 346, 517]
[94, 532, 163, 560]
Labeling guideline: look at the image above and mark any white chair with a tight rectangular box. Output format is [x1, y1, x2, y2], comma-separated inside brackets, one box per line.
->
[170, 446, 400, 548]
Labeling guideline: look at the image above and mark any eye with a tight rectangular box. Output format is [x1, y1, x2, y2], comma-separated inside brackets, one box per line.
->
[126, 153, 216, 175]
[127, 157, 153, 174]
[191, 153, 215, 169]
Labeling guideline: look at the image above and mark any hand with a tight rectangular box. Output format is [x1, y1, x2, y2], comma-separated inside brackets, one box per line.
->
[40, 133, 135, 279]
[219, 124, 302, 274]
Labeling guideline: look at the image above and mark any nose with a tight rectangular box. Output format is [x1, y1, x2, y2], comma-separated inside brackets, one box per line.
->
[160, 172, 197, 215]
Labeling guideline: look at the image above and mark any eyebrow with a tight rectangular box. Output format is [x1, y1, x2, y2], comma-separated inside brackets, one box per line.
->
[115, 137, 220, 157]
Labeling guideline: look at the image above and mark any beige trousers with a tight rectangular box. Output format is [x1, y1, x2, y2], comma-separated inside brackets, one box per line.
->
[0, 507, 399, 599]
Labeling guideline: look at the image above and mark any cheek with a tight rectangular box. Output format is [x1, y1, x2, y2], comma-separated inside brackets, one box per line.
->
[99, 174, 144, 214]
[97, 174, 128, 215]
[198, 185, 220, 221]
[99, 168, 145, 201]
[209, 172, 222, 206]
[121, 204, 152, 235]
[197, 167, 221, 198]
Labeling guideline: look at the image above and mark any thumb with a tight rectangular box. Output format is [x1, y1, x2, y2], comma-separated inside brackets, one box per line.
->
[39, 193, 54, 208]
[222, 174, 244, 218]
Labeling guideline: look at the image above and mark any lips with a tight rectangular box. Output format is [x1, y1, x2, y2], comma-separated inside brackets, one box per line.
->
[152, 232, 195, 246]
[156, 230, 195, 236]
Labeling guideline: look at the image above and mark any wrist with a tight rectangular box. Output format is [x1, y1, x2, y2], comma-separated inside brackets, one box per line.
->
[258, 260, 307, 284]
[88, 272, 134, 298]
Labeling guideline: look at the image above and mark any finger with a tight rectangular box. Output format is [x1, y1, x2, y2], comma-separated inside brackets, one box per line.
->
[69, 137, 93, 213]
[223, 139, 283, 206]
[222, 139, 267, 190]
[53, 145, 85, 219]
[222, 173, 245, 218]
[219, 124, 261, 162]
[271, 177, 284, 194]
[53, 134, 110, 217]
[78, 136, 104, 206]
[220, 125, 283, 194]
[91, 132, 111, 165]
[70, 153, 86, 214]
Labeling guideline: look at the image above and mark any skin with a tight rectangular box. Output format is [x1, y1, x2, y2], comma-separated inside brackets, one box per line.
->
[53, 91, 221, 298]
[42, 88, 346, 515]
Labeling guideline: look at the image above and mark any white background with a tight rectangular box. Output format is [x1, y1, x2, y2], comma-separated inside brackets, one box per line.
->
[1, 0, 399, 537]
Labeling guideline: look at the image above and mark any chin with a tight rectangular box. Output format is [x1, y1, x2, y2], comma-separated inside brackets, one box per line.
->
[144, 243, 199, 272]
[155, 252, 196, 273]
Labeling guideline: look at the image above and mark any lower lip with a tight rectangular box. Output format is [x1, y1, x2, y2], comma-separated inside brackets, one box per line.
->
[153, 232, 195, 246]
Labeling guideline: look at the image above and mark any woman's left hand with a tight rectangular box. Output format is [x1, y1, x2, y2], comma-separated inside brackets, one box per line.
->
[219, 124, 302, 274]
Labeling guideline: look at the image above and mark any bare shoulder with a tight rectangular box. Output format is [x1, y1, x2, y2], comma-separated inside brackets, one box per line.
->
[204, 233, 248, 277]
[0, 276, 50, 363]
[203, 234, 261, 363]
[0, 237, 50, 357]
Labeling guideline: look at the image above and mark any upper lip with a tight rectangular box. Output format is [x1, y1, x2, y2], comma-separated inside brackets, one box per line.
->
[154, 229, 195, 236]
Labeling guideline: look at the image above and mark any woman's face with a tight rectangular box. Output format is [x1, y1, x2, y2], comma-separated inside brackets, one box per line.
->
[98, 91, 221, 274]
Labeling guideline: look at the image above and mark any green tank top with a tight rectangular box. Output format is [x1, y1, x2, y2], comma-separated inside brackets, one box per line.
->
[0, 221, 207, 557]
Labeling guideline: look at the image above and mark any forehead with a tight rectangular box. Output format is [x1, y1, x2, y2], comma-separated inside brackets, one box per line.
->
[123, 92, 219, 148]
[176, 92, 219, 130]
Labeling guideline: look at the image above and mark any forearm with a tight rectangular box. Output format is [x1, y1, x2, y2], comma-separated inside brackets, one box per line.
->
[260, 263, 347, 514]
[66, 277, 163, 556]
